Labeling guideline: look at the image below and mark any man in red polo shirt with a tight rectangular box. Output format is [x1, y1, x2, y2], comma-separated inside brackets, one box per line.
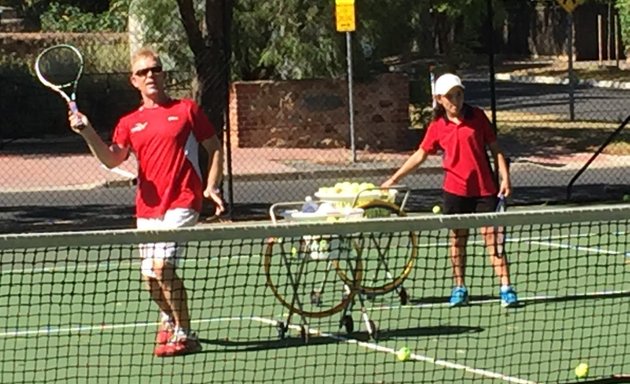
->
[68, 48, 225, 356]
[382, 73, 518, 308]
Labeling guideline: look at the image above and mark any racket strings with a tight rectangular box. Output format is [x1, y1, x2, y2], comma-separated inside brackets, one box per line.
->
[37, 47, 82, 87]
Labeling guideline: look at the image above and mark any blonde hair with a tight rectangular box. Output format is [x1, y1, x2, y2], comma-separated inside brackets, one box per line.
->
[130, 47, 162, 69]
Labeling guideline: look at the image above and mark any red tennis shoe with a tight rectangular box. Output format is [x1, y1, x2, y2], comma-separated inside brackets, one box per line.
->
[156, 316, 175, 345]
[155, 328, 173, 345]
[154, 337, 202, 357]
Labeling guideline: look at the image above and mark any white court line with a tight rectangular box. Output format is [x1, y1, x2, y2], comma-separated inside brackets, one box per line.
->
[0, 254, 261, 275]
[529, 240, 622, 255]
[414, 230, 604, 249]
[0, 316, 248, 338]
[368, 289, 630, 312]
[251, 316, 537, 384]
[1, 260, 139, 274]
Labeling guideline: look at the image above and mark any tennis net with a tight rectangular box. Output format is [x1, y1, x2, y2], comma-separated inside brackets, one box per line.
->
[0, 204, 628, 383]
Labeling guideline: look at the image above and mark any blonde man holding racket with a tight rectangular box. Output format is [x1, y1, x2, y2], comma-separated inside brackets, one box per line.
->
[68, 48, 224, 357]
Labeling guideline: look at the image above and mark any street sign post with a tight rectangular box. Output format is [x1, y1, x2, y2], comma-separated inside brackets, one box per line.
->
[556, 0, 585, 14]
[335, 0, 355, 32]
[335, 0, 357, 162]
[556, 0, 585, 121]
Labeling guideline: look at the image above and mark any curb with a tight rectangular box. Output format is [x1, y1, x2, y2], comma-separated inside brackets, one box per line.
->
[495, 73, 630, 89]
[228, 166, 443, 183]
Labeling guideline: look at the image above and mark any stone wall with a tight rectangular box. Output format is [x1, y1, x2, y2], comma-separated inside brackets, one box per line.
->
[228, 73, 415, 150]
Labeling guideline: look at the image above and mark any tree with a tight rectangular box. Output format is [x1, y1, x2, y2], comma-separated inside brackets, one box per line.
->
[616, 0, 630, 55]
[1, 0, 112, 29]
[176, 0, 232, 135]
[128, 0, 231, 131]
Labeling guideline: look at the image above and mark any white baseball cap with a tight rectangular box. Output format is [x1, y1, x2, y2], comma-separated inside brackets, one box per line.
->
[434, 73, 465, 96]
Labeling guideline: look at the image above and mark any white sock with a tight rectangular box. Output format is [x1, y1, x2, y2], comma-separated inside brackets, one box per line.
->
[160, 311, 173, 324]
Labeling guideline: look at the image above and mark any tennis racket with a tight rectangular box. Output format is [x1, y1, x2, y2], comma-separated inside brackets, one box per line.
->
[34, 44, 84, 115]
[495, 193, 507, 257]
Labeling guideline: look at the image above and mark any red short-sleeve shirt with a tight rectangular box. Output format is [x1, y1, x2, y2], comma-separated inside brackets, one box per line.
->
[113, 99, 216, 218]
[420, 105, 498, 197]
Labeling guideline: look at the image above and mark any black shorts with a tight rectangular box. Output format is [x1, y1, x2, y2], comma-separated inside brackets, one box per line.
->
[443, 191, 497, 215]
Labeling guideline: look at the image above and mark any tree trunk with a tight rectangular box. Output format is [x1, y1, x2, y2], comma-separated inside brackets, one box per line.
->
[176, 0, 233, 132]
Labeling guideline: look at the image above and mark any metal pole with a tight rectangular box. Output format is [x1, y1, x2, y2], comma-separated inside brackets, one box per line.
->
[486, 0, 497, 132]
[615, 9, 620, 68]
[598, 14, 603, 66]
[568, 13, 575, 121]
[346, 31, 356, 163]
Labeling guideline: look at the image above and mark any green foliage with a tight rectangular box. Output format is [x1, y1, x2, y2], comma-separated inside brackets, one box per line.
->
[128, 0, 201, 75]
[615, 0, 630, 55]
[359, 0, 428, 58]
[40, 0, 128, 32]
[234, 0, 344, 80]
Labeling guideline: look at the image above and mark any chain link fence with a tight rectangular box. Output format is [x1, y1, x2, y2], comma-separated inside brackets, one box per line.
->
[0, 0, 628, 232]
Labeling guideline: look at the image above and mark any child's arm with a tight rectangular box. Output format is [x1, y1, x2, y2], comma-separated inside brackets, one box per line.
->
[382, 148, 429, 188]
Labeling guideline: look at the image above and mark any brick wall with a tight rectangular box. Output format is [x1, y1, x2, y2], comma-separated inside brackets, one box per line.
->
[228, 73, 414, 150]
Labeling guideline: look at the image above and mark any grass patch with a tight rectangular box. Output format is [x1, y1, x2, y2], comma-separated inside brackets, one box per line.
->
[495, 111, 630, 156]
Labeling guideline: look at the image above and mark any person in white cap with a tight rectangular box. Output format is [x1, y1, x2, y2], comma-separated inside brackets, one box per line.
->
[382, 73, 518, 308]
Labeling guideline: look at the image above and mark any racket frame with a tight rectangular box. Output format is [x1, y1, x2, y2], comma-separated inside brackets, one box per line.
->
[34, 44, 84, 113]
[495, 194, 507, 257]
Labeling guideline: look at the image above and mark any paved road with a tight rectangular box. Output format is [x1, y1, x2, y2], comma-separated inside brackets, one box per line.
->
[465, 77, 630, 123]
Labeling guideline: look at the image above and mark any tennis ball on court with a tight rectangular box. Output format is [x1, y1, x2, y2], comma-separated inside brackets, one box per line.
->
[623, 194, 630, 202]
[575, 363, 589, 379]
[396, 346, 411, 362]
[291, 246, 298, 257]
[432, 205, 441, 214]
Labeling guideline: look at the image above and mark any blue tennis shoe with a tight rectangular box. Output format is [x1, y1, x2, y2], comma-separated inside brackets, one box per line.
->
[500, 286, 518, 308]
[449, 286, 469, 307]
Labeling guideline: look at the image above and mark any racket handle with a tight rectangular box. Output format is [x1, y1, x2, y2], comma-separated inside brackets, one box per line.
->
[68, 101, 86, 131]
[68, 101, 78, 114]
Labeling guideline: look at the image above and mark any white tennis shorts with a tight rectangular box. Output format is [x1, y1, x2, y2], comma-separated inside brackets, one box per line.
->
[137, 208, 199, 278]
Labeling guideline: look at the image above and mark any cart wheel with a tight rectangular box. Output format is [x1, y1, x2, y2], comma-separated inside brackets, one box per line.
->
[299, 325, 308, 342]
[367, 320, 378, 340]
[341, 315, 354, 333]
[334, 200, 417, 297]
[341, 284, 351, 301]
[310, 290, 322, 306]
[276, 321, 286, 339]
[365, 292, 377, 301]
[264, 236, 363, 319]
[399, 287, 409, 305]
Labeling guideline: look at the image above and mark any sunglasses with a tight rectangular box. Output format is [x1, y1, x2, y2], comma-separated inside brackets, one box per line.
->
[133, 65, 163, 77]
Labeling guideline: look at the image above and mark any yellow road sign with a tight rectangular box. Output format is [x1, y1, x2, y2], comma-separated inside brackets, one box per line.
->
[335, 0, 355, 32]
[556, 0, 584, 13]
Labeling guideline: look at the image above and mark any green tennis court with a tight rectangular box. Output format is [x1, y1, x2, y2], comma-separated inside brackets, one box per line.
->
[0, 205, 628, 383]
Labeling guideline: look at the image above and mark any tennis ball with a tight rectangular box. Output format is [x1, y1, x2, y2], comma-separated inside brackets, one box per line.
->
[575, 363, 589, 379]
[396, 346, 411, 362]
[432, 205, 441, 214]
[623, 194, 630, 202]
[291, 247, 298, 257]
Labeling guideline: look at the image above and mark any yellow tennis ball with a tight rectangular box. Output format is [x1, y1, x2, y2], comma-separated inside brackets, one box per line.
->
[575, 363, 589, 379]
[396, 346, 411, 362]
[432, 205, 441, 214]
